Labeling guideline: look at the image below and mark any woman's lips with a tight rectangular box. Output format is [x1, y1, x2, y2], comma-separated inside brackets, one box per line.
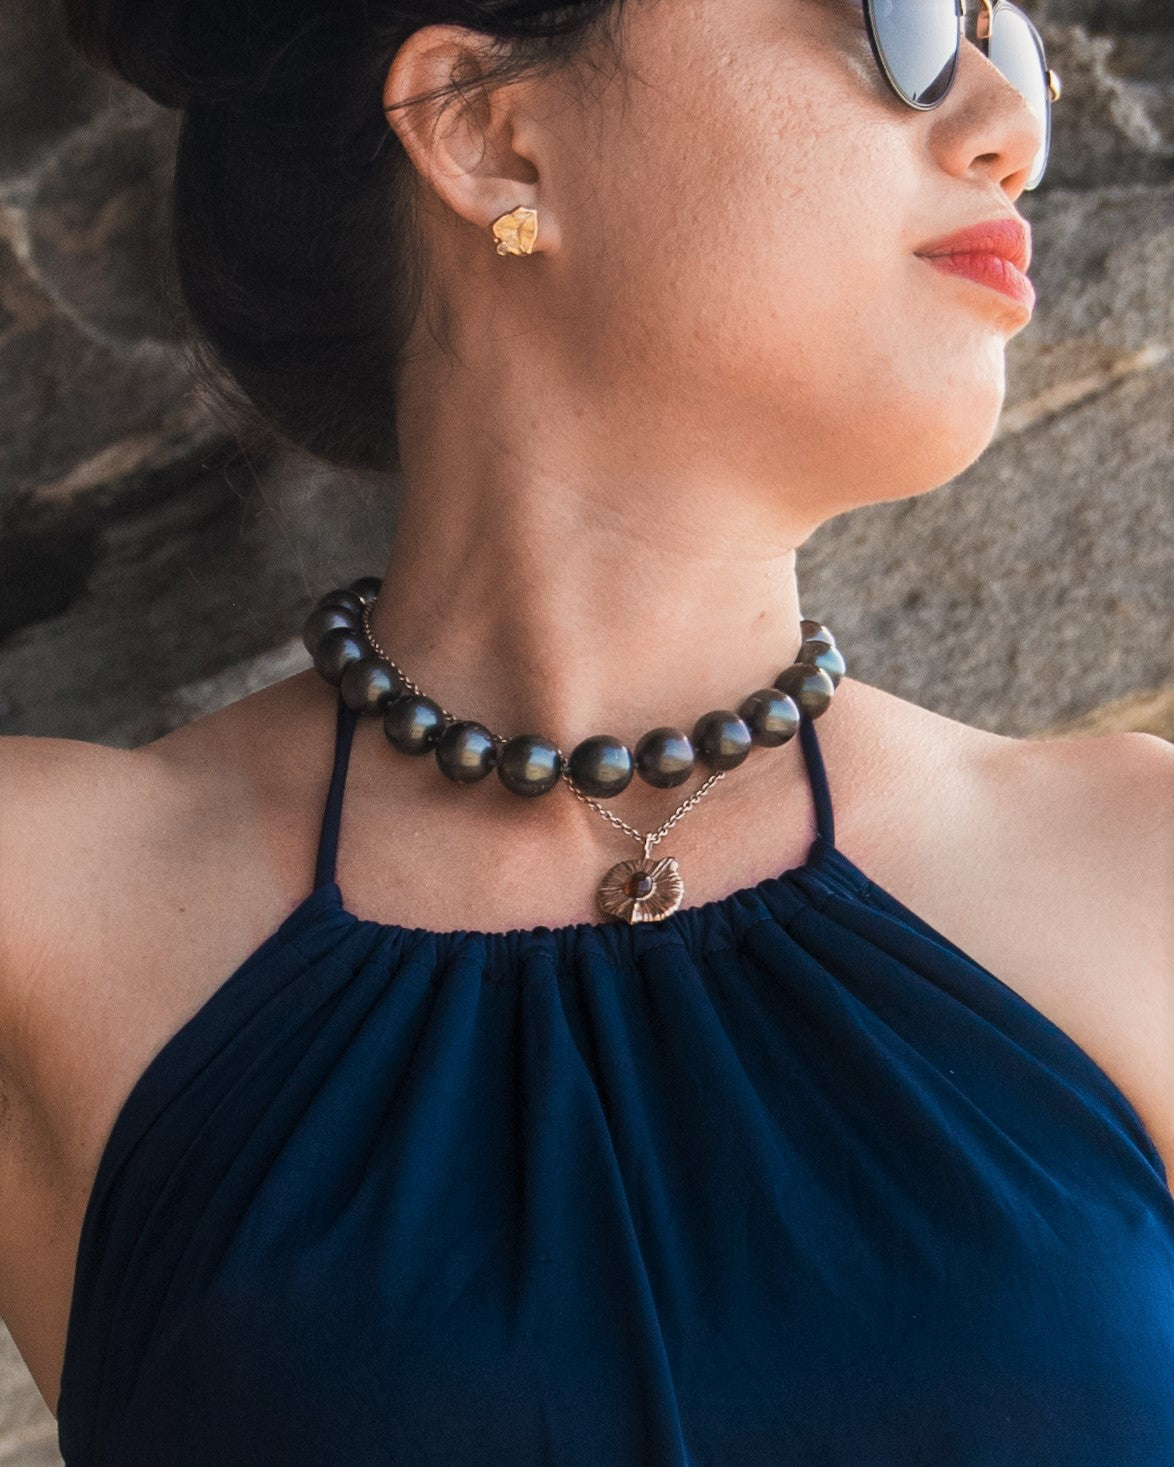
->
[918, 250, 1036, 311]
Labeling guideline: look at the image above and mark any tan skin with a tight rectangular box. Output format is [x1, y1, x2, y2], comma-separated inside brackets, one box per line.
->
[0, 0, 1171, 1420]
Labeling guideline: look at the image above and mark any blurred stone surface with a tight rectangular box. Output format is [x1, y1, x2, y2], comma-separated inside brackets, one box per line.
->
[0, 4, 112, 187]
[0, 1332, 57, 1467]
[1040, 26, 1173, 186]
[1, 0, 1172, 1459]
[0, 442, 399, 741]
[0, 226, 196, 498]
[22, 98, 184, 348]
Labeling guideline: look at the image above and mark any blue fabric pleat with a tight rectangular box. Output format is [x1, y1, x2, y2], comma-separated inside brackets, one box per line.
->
[55, 691, 1174, 1466]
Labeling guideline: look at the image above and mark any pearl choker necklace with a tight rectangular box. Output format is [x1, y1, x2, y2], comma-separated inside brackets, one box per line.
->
[303, 577, 845, 925]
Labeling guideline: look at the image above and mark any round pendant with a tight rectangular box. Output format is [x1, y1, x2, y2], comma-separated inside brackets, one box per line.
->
[597, 854, 685, 924]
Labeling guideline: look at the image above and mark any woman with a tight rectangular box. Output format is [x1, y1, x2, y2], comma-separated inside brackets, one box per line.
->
[1, 0, 1171, 1461]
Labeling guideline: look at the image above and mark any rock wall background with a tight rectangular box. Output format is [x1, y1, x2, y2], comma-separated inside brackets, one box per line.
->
[1, 0, 1172, 1459]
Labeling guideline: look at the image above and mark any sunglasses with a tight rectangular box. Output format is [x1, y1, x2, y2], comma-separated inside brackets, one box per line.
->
[861, 0, 1061, 189]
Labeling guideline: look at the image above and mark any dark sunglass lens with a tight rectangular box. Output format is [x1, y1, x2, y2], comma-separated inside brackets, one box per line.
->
[987, 4, 1051, 187]
[867, 0, 961, 108]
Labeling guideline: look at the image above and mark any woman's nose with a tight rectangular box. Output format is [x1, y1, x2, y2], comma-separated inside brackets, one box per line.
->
[925, 30, 1048, 197]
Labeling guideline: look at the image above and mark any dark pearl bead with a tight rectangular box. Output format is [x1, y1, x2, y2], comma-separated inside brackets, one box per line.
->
[436, 720, 498, 783]
[773, 663, 835, 719]
[797, 640, 846, 687]
[634, 727, 694, 788]
[348, 576, 383, 604]
[313, 626, 371, 686]
[317, 589, 367, 618]
[340, 656, 403, 715]
[738, 688, 801, 747]
[383, 694, 446, 754]
[692, 709, 752, 771]
[497, 735, 563, 796]
[800, 618, 835, 647]
[627, 872, 655, 898]
[302, 604, 363, 657]
[567, 736, 634, 797]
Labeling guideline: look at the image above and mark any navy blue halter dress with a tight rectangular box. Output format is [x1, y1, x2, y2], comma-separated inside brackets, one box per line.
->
[57, 690, 1174, 1465]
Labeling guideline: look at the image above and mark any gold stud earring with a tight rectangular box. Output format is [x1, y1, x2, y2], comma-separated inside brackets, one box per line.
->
[491, 205, 538, 257]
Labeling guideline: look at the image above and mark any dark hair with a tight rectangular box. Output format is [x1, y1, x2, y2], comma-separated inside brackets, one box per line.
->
[62, 2, 634, 474]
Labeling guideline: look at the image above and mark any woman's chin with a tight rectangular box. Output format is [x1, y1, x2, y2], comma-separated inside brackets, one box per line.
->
[827, 384, 1005, 502]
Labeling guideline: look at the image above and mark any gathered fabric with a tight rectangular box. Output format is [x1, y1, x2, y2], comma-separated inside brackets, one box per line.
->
[57, 690, 1174, 1466]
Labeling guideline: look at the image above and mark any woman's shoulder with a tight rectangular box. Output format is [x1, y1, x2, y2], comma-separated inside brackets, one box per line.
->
[858, 678, 1171, 1015]
[986, 722, 1174, 1187]
[838, 671, 1171, 851]
[830, 679, 1173, 1186]
[0, 675, 319, 1082]
[0, 729, 171, 1028]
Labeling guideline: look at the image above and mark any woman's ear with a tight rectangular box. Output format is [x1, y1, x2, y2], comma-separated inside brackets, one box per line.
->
[381, 24, 558, 255]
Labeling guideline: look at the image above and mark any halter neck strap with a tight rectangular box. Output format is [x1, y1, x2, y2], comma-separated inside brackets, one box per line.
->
[313, 689, 837, 892]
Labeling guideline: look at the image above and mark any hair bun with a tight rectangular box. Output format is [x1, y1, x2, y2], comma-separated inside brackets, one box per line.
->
[63, 0, 351, 111]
